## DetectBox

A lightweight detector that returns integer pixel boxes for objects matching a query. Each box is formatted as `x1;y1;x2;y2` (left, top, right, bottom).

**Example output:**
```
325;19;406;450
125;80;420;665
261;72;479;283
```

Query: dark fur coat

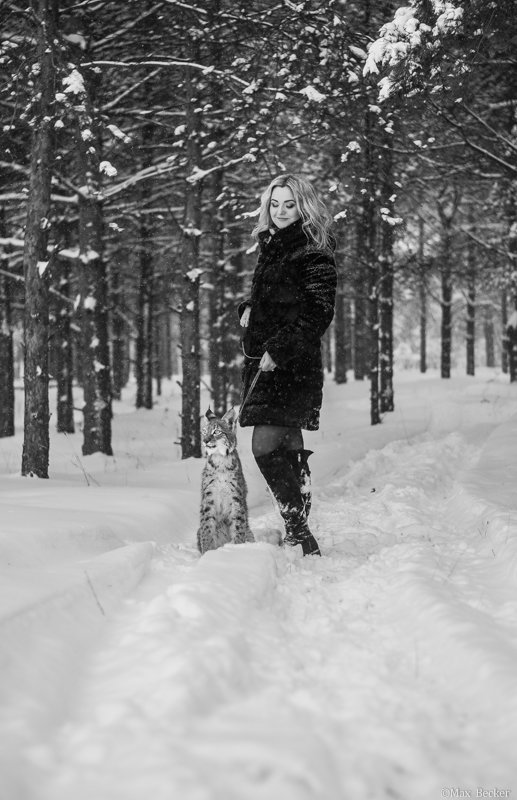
239;219;337;430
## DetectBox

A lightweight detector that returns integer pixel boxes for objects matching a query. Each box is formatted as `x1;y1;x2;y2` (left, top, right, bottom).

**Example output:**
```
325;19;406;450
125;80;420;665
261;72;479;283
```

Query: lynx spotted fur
197;407;254;554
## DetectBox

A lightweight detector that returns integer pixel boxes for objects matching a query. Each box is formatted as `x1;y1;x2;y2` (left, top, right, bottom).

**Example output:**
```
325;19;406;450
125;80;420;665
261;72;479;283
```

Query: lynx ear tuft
205;407;216;420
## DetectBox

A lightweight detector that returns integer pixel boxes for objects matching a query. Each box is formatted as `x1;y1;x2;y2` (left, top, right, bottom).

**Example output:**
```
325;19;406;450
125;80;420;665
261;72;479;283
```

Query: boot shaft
285;448;312;518
255;448;320;556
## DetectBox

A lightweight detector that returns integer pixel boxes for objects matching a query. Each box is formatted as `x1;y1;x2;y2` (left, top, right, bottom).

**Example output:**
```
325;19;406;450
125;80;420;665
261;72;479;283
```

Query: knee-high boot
285;449;313;518
255;448;321;556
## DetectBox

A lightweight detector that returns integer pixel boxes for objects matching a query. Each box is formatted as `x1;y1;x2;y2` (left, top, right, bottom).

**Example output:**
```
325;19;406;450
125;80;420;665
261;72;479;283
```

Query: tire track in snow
30;433;517;799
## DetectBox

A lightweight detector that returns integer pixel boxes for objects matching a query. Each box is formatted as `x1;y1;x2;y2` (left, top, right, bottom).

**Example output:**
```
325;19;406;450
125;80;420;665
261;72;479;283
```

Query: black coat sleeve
264;252;337;367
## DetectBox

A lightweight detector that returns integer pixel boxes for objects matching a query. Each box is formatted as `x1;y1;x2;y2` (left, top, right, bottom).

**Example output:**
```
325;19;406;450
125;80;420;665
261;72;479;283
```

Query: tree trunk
74;69;112;456
0;274;15;438
21;0;58;477
465;215;476;376
180;259;201;457
508;319;517;382
135;123;154;409
205;13;231;417
440;256;453;379
334;270;348;384
111;269;126;401
506;185;517;382
0;211;15;438
418;218;427;374
483;304;495;368
353;288;369;380
54;250;75;434
208;174;227;417
379;130;394;413
323;328;332;373
78;200;112;455
353;203;369;380
180;63;202;458
368;284;380;425
226;229;246;407
437;193;459;380
164;306;173;381
154;308;162;397
135;216;154;409
361;109;380;425
466;288;476;375
501;289;508;373
379;254;394;412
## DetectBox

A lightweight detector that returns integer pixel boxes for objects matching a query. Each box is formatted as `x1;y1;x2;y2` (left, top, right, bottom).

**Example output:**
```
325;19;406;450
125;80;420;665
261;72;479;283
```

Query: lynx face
202;408;237;458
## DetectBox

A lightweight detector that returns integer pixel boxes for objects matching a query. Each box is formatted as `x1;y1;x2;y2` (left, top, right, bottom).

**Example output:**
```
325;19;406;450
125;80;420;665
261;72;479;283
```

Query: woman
239;173;337;556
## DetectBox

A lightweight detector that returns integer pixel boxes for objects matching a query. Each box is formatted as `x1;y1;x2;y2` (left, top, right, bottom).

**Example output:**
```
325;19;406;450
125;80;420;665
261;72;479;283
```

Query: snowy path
29;431;517;799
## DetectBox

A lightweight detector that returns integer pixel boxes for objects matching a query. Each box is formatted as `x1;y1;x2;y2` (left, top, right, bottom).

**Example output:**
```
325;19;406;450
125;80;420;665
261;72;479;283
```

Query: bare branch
93;3;166;52
431;101;517;176
461;103;517;155
102;67;164;113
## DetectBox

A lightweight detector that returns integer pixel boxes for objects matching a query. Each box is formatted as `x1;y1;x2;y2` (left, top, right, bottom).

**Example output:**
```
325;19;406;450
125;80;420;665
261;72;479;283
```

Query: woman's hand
259;351;277;372
240;306;251;328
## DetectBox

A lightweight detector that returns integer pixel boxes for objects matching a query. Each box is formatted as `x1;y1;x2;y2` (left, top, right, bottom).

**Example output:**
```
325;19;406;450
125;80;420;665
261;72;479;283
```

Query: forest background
0;0;516;476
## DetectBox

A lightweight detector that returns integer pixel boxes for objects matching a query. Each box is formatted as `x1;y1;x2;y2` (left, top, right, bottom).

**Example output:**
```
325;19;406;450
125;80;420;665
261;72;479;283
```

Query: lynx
197;407;254;554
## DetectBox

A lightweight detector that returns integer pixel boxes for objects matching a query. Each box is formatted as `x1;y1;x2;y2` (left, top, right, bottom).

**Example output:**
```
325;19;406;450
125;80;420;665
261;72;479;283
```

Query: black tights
252;425;304;458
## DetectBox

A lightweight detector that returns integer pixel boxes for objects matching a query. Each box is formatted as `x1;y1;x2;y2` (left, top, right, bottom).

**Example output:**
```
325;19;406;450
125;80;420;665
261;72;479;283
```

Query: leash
237;368;262;422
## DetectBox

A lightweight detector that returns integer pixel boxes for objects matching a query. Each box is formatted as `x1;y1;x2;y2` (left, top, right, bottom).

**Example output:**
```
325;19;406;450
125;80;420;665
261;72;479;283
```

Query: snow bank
31;544;353;800
0;541;153;800
2;372;517;799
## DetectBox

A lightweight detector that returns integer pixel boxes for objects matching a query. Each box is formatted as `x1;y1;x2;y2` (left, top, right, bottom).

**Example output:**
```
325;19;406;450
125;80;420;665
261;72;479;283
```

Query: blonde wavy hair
251;173;334;250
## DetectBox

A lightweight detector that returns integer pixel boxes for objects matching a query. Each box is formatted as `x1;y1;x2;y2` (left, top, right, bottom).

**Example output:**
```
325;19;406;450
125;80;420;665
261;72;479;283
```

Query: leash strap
237;368;262;422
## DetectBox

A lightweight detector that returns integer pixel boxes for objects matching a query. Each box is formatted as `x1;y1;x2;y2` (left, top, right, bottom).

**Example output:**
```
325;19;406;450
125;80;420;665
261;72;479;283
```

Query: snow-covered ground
1;369;517;800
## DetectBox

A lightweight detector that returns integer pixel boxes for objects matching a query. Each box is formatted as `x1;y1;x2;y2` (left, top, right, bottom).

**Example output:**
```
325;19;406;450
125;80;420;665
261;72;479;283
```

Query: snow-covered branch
364;6;429;79
0;160;29;176
83;59;314;100
0;192;77;205
83;59;250;89
101;158;181;198
186;153;258;184
364;2;464;99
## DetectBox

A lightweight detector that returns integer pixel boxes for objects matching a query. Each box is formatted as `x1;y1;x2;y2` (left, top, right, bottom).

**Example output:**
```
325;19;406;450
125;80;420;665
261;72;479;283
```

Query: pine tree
21;0;59;477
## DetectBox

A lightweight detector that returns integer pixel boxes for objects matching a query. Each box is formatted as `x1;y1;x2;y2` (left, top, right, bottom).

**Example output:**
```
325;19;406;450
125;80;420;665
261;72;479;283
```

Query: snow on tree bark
21;0;58;477
362;108;381;426
54;240;75;434
207;173;228;418
71;66;113;456
353;221;370;382
135;124;155;411
110;269;127;402
180;61;202;459
379;127;395;414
